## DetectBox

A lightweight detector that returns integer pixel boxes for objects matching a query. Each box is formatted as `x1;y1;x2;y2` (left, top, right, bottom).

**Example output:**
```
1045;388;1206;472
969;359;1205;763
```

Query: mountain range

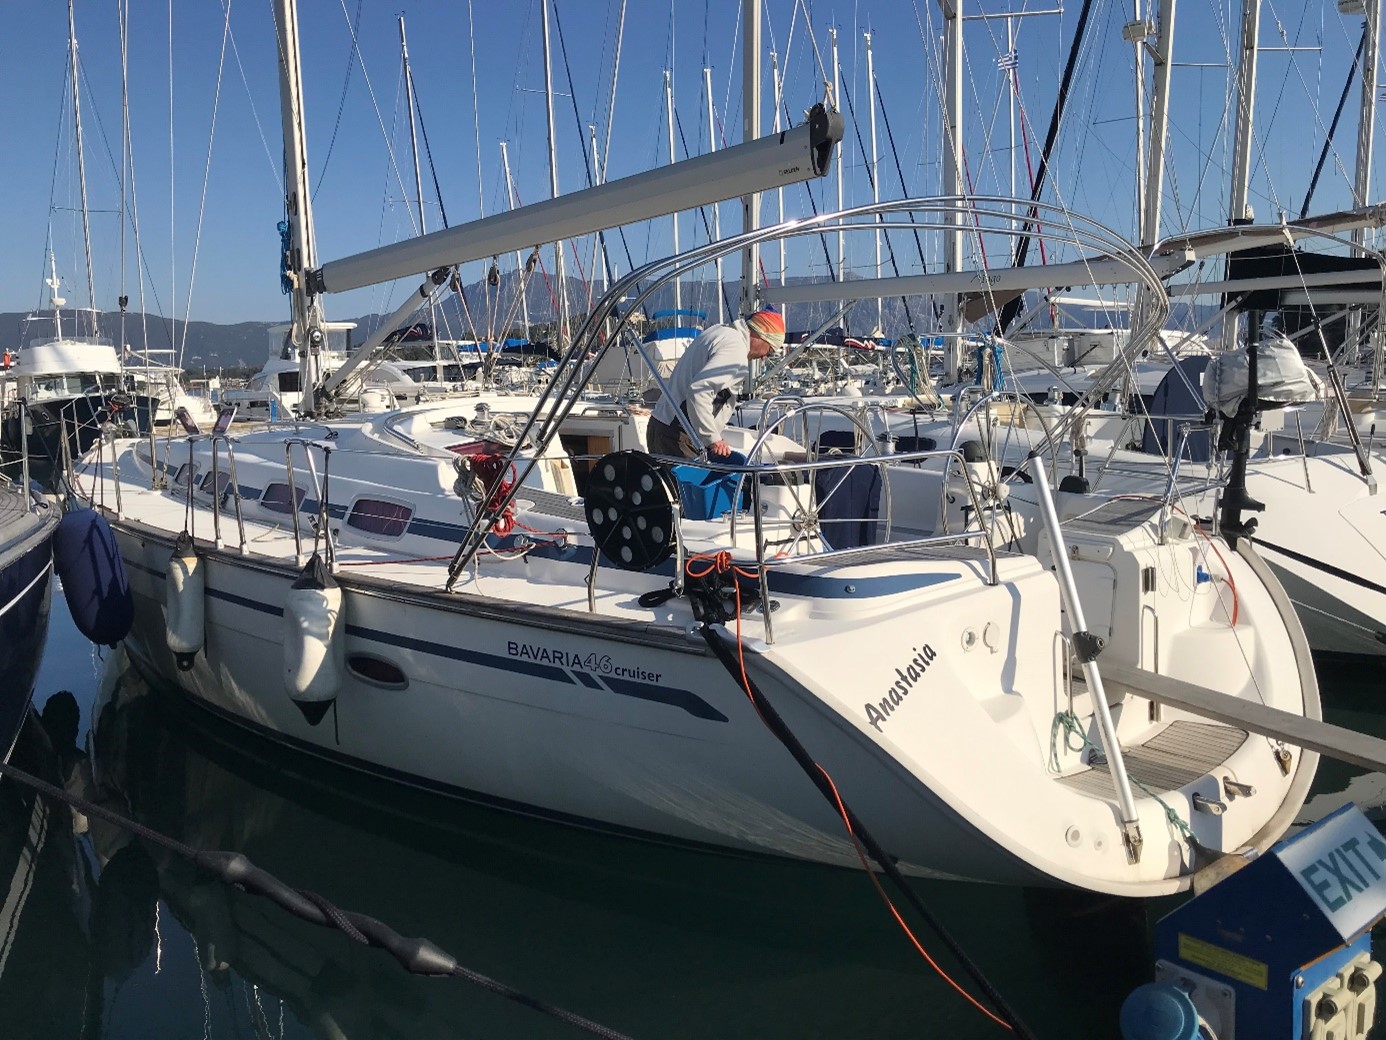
3;269;1207;373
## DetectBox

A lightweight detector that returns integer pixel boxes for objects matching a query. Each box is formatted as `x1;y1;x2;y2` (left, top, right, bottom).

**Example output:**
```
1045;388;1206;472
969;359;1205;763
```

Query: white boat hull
108;501;1316;896
117;530;1047;884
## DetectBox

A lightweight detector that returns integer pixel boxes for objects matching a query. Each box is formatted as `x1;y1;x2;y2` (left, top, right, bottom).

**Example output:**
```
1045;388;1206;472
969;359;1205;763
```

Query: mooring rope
0;758;635;1040
685;553;1036;1038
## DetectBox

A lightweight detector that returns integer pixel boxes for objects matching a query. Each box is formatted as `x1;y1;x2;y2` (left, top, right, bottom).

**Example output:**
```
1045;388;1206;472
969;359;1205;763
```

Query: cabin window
278;371;301;393
173;463;197;487
346;498;412;538
199;470;234;499
260;482;305;515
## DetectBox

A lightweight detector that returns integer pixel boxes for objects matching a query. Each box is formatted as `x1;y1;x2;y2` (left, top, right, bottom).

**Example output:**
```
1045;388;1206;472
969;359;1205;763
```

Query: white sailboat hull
103;484;1317;896
115;527;1046;885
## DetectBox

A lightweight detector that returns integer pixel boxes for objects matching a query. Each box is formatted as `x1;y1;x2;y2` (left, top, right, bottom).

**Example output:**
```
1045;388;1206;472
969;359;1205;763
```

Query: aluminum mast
705;66;725;324
665;69;682;316
272;0;327;409
541;0;569;351
1228;0;1261;225
940;0;965;382
740;0;762;315
1142;0;1177;244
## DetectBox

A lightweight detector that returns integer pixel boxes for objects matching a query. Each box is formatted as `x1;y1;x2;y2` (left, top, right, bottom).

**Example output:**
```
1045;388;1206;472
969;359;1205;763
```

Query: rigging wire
330;0;422;239
168;0;176;353
552;0;639;315
1301;26;1367;218
408;67;480;348
176;0;234;369
1244;0;1319;219
548;5;596;306
311;0;364;198
997;0;1098;333
468;0;485;220
673;108;736;319
873;76;928;272
838;76;915;330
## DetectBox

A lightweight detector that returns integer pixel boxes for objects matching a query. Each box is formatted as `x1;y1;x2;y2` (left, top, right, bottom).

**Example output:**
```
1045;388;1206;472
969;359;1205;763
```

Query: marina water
5;586;1384;1039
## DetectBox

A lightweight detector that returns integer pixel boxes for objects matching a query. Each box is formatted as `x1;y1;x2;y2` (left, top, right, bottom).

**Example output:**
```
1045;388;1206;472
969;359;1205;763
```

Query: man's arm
682;329;749;444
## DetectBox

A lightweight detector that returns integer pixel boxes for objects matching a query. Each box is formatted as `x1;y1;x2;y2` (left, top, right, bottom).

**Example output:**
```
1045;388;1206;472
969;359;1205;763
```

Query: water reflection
33;643;1386;1038
0;712;90;1040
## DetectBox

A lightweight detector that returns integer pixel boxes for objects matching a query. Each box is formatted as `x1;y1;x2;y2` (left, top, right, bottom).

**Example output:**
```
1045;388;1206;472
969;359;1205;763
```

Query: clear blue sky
0;0;1374;328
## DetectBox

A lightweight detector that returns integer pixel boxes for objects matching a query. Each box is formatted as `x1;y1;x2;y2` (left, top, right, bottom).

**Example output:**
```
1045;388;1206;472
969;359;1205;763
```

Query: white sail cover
1203;333;1322;417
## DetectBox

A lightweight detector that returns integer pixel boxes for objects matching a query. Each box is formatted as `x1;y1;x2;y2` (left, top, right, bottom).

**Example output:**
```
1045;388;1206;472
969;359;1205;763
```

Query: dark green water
3;592;1381;1040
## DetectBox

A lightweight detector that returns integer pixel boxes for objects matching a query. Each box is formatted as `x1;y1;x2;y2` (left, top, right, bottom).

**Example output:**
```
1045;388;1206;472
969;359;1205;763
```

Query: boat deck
1056;720;1249;797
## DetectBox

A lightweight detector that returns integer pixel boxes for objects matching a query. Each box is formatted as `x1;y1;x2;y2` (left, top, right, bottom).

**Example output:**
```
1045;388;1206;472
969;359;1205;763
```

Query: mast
467;0;485;221
1142;0;1177;243
500;141;532;339
866;31;882;333
1353;0;1381;251
46;254;65;342
1127;3;1148;241
540;0;569;351
704;66;725;324
740;0;762;315
399;16;440;377
831;28;845;288
1220;0;1266;544
665;70;682;315
1007;19;1018;206
587;122;605;305
272;0;326;410
67;0;98;338
770;51;786;297
400;18;426;236
118;0;131;360
1228;0;1260;225
940;0;964;382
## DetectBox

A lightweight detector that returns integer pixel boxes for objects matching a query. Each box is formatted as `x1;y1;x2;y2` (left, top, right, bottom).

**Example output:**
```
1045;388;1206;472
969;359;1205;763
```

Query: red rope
469;453;518;537
684;550;1014;1031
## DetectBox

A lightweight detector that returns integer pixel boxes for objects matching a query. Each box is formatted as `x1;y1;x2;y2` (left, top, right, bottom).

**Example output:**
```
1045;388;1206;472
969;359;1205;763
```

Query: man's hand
709;439;732;457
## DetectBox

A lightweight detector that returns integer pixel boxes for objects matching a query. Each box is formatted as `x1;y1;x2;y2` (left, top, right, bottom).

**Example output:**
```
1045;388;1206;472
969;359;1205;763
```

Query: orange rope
1108;494;1240;626
814;764;1014;1030
685;551;1013;1031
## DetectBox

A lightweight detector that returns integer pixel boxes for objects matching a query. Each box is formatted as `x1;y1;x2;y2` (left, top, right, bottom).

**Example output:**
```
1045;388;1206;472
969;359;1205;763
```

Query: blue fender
53;508;133;647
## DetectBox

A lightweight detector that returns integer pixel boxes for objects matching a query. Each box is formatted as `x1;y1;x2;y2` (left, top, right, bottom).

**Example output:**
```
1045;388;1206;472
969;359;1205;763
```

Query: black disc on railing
584;451;678;571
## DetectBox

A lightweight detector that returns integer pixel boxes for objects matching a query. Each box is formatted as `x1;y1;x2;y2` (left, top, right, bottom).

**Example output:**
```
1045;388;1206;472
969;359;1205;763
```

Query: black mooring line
698;625;1036;1040
0;758;635;1040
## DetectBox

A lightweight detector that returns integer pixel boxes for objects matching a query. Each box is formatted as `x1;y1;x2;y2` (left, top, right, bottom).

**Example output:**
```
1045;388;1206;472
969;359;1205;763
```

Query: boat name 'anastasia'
866;644;939;732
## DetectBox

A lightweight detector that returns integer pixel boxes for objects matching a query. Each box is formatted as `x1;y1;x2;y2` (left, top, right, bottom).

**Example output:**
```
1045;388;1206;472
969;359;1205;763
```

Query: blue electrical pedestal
1122;804;1386;1039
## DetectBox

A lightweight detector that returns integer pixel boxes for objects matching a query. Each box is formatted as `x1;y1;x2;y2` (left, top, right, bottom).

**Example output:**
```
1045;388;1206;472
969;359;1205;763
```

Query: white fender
283;554;345;725
165;533;205;671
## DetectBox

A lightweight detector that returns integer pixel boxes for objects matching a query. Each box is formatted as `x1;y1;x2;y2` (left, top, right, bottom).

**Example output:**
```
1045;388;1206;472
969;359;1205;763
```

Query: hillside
2;268;1208;371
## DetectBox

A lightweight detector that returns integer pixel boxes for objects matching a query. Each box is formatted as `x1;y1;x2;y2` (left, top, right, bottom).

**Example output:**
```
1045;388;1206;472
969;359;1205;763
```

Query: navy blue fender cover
53;508;133;647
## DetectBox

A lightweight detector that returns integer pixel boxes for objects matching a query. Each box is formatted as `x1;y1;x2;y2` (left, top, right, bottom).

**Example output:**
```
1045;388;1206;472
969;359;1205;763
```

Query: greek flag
997;49;1019;71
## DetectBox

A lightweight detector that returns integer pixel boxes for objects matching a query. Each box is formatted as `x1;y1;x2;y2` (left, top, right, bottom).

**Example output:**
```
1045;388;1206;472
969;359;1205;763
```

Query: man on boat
646;309;784;459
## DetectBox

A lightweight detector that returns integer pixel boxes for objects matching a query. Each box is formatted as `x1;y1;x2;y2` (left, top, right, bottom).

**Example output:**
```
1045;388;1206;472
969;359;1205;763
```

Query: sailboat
1;1;157;465
68;0;1327;897
0;258;156;465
